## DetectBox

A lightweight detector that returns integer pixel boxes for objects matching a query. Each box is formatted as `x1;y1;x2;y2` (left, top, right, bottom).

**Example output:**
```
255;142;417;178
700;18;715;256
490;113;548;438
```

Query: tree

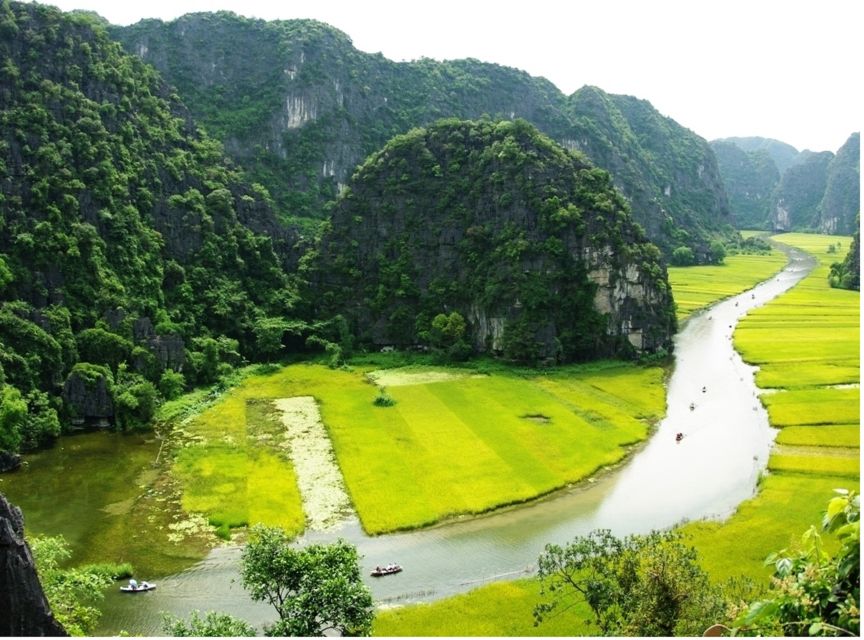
31;535;114;636
0;384;26;452
241;526;374;636
534;529;734;636
75;327;133;372
158;369;186;400
708;240;727;265
252;316;290;361
734;490;859;637
427;311;471;361
112;368;158;430
162;610;256;637
671;245;696;266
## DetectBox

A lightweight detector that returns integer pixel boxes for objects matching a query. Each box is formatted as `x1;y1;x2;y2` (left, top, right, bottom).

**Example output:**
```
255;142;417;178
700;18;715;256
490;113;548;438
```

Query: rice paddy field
693;233;858;567
668;251;787;322
174;360;666;537
373;232;860;636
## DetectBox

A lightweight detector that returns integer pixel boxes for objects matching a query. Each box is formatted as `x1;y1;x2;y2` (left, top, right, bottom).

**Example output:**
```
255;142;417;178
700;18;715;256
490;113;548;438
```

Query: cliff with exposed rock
112;11;733;258
313;119;676;363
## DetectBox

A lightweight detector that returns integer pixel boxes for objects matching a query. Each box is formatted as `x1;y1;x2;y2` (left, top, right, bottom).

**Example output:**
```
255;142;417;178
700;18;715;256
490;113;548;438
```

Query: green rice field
668;251;787;322
175;361;666;536
374;232;860;636
690;232;858;593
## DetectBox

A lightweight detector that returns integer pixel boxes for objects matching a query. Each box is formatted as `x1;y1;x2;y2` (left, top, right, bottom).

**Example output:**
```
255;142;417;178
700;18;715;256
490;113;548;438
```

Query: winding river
97;246;815;635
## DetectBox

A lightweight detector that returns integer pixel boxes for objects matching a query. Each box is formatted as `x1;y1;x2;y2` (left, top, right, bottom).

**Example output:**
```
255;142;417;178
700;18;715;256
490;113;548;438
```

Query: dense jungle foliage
111;11;735;259
0;1;317;454
313;118;676;362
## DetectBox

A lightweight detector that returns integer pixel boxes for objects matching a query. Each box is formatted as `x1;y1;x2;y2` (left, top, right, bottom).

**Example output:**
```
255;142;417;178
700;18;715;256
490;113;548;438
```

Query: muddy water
94;249;813;634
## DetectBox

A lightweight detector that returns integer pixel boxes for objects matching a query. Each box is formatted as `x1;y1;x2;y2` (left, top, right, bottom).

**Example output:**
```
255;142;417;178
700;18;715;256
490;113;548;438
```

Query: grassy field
174;361;666;536
668;252;787;322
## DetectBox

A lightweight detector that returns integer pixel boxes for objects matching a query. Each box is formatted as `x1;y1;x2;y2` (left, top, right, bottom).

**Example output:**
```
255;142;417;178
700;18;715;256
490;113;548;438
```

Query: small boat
371;564;402;577
675;432;684;442
120;582;156;593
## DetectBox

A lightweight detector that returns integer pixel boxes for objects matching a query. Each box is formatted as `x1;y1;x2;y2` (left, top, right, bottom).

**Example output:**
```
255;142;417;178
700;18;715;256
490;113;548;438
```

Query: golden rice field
668;251;787;322
174;361;665;537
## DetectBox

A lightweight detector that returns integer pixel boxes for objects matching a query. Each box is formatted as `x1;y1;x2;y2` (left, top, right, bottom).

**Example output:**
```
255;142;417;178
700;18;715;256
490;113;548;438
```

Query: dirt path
367;368;486;387
272;397;354;532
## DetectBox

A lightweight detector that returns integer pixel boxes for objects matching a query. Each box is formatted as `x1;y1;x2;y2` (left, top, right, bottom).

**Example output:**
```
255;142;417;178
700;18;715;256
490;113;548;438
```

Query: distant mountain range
110;11;734;260
711;134;860;233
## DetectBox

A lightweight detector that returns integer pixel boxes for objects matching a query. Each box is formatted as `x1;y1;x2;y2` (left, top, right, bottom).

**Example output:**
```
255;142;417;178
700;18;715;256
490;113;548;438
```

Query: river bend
98;247;814;634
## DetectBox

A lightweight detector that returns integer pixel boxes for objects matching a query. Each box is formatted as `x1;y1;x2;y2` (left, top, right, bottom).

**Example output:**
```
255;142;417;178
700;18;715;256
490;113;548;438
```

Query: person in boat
128;578;138;590
689;402;695;411
140;581;150;589
675;432;684;441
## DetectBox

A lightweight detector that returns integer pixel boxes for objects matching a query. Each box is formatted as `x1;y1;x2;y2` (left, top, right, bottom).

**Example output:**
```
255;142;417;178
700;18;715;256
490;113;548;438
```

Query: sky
27;0;863;152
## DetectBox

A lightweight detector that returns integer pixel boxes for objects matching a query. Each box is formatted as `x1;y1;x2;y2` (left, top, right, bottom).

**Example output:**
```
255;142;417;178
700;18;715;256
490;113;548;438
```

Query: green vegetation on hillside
0;2;306;456
769;152;834;231
314;118;675;362
710;140;779;229
112;12;733;259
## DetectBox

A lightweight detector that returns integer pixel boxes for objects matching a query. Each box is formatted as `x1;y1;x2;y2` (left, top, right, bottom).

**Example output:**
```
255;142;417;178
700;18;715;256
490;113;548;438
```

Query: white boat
120;582;156;593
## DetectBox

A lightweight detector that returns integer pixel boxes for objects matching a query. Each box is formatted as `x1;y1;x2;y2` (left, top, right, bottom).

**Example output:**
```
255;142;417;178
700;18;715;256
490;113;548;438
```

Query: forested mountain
0;1;301;455
719;136;801;174
313;119;676;363
769;151;834;231
111;11;733;259
710;140;780;229
713;134;859;233
819;133;860;234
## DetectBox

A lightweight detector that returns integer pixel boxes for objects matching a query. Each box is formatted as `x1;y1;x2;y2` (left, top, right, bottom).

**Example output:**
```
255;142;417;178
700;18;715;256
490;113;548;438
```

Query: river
94;247;814;634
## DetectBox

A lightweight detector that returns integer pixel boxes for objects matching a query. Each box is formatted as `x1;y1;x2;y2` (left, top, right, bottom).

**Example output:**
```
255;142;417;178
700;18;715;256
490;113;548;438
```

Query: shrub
373;390;396;407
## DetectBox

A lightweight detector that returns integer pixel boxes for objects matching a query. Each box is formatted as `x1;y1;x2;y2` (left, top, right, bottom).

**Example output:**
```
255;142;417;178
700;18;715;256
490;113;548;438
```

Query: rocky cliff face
0;493;68;636
313;119;676;362
710;140;780;229
714;134;859;234
769;151;834;231
567;88;733;257
112;12;731;260
819;133;860;234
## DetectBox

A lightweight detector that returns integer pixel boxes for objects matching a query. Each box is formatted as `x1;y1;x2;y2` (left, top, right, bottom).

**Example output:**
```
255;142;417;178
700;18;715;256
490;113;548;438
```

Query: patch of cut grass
668;252;787;321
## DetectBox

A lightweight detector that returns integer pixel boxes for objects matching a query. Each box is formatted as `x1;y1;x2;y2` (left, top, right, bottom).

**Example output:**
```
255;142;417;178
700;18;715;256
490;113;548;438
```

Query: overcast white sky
29;0;863;152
